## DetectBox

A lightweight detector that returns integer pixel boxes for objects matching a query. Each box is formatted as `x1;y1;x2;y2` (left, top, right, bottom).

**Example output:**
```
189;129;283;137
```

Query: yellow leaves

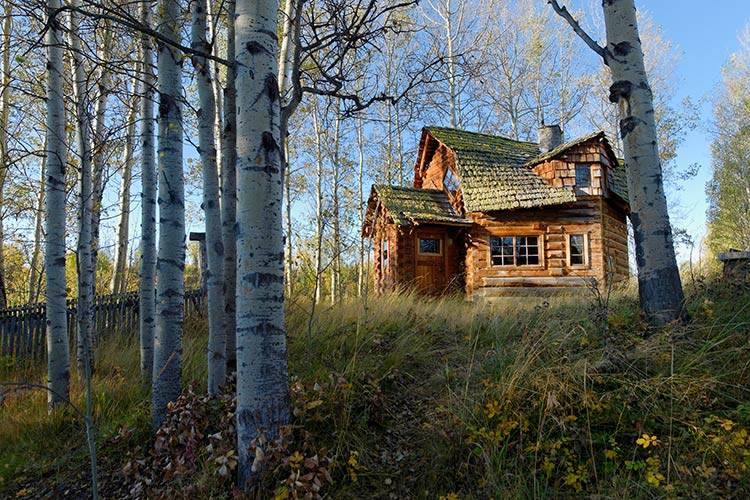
438;493;458;500
604;449;618;460
289;451;304;470
645;469;665;486
484;399;501;419
636;433;660;449
347;450;362;482
305;400;323;410
15;488;32;498
272;485;289;500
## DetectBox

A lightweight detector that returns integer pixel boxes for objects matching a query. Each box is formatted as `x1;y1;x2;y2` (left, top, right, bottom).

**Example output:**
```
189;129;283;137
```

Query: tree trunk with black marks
152;0;186;429
549;0;687;326
139;0;157;385
221;0;238;371
191;0;226;396
68;0;95;378
44;0;69;408
235;0;291;487
600;0;687;325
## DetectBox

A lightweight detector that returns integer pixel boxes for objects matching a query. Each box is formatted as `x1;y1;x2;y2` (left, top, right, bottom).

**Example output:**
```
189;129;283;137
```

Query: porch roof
363;185;472;236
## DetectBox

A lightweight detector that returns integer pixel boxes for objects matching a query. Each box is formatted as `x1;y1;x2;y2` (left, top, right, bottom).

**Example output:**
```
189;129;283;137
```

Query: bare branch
547;0;607;63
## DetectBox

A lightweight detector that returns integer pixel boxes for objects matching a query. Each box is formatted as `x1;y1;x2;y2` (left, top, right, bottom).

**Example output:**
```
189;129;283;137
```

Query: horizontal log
473;286;591;299
480;276;596;287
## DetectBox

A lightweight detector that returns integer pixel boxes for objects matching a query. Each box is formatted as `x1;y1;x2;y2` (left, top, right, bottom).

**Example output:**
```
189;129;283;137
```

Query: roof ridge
425;125;539;148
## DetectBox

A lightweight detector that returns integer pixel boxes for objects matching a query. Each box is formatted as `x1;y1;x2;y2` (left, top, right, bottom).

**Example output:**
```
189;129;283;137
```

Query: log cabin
363;125;630;299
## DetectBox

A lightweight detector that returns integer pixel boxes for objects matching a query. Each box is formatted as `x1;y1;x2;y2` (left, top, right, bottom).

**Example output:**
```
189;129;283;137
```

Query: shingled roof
364;185;472;235
424;126;577;212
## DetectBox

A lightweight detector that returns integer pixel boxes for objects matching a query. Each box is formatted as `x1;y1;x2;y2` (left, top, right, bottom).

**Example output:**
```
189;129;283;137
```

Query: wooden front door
415;231;446;294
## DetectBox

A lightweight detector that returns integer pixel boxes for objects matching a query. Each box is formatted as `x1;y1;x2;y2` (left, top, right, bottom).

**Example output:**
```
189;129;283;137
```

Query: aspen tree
152;0;186;428
139;0;157;384
191;0;226;395
550;0;687;325
68;0;95;377
235;0;291;485
44;0;69;408
221;0;238;370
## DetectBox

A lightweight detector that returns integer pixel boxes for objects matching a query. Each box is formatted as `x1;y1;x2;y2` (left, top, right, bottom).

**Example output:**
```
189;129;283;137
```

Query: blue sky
638;1;749;257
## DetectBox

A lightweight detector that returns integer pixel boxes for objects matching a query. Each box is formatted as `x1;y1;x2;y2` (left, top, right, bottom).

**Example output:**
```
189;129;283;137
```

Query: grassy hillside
2;274;750;499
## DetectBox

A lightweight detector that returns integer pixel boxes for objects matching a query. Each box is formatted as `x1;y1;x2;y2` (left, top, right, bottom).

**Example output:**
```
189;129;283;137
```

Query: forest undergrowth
2;271;750;499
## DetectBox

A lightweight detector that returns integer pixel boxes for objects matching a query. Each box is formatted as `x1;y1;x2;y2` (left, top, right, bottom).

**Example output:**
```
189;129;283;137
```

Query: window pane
444;168;459;192
576;164;591;188
516;236;539;266
419;238;441;254
569;234;585;265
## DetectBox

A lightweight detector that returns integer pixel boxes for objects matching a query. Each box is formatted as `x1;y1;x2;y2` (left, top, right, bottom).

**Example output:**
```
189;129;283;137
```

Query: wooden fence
0;289;205;361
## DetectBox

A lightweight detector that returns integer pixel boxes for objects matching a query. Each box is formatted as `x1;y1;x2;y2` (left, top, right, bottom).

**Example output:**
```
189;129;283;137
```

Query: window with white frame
382;239;389;269
567;233;589;266
575;164;592;195
490;236;540;266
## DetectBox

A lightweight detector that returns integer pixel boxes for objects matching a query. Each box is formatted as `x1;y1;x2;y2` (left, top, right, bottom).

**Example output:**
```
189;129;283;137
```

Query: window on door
418;238;442;255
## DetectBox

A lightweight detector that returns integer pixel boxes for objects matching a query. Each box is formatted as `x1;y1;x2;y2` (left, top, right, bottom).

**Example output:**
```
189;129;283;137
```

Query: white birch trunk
152;0;185;429
222;0;238;370
191;0;226;395
44;0;69;408
601;0;687;325
235;0;291;486
68;0;95;378
111;73;140;295
139;0;157;384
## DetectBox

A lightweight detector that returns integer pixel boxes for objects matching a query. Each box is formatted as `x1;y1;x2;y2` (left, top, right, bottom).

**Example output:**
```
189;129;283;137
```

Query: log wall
466;199;628;298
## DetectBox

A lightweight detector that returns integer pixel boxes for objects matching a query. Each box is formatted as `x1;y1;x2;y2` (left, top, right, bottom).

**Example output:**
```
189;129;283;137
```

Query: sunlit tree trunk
550;0;687;325
111;73;140;295
139;0;157;385
221;0;238;371
44;0;69;408
69;0;95;378
599;0;687;325
235;0;291;486
152;0;186;429
191;0;226;395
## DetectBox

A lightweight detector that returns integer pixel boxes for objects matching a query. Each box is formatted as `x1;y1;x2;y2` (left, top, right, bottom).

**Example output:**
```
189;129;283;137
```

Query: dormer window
444;168;459;193
575;164;592;195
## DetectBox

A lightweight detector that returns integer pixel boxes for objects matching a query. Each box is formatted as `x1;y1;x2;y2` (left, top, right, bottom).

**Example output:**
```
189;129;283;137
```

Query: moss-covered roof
524;131;607;167
370;185;472;227
425;126;577;212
